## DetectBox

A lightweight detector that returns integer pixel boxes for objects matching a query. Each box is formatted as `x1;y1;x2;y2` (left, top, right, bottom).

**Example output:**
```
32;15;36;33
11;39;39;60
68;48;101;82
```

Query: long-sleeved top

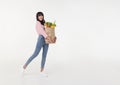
36;21;48;38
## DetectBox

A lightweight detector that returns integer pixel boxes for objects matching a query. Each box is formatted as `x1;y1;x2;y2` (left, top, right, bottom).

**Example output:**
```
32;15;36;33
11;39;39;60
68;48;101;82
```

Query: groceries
44;22;56;29
44;21;56;44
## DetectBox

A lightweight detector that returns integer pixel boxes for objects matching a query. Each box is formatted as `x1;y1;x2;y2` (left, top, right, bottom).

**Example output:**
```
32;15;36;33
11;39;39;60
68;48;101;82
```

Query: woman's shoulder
36;21;42;25
36;21;40;24
36;21;44;27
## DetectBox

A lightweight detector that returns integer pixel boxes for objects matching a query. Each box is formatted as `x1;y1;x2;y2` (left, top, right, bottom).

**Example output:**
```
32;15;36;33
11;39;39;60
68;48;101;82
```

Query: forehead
38;15;43;17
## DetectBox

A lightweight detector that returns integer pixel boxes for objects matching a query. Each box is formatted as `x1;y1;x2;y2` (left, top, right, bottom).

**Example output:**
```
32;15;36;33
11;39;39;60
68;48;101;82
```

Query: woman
23;12;51;72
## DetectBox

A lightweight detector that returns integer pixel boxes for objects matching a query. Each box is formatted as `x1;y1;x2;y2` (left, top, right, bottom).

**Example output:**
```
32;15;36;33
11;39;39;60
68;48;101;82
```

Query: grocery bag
45;27;56;44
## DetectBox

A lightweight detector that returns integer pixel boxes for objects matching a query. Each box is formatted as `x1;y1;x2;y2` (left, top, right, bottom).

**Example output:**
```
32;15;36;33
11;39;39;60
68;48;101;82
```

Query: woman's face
38;15;43;21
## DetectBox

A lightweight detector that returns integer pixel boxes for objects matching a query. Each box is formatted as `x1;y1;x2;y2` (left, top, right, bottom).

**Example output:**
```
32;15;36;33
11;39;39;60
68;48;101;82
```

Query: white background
0;0;120;85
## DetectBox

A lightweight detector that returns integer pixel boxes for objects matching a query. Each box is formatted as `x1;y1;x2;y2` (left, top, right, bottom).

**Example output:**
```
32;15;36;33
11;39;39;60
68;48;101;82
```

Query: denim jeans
25;35;49;68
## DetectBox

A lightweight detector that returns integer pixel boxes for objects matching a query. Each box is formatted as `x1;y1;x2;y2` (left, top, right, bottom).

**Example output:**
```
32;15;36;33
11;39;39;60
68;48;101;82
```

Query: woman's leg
41;43;49;72
23;36;43;69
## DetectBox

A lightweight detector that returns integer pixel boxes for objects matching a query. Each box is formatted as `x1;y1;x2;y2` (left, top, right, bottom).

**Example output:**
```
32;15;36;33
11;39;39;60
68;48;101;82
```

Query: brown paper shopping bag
45;27;56;44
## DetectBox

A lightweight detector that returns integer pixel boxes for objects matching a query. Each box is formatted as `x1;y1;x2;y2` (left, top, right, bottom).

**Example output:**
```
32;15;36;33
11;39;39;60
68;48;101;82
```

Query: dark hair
36;12;45;25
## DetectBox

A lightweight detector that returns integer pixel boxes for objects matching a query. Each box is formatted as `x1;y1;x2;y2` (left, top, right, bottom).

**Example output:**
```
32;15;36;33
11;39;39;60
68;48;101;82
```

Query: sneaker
20;66;25;78
21;65;26;74
22;68;25;73
40;72;48;77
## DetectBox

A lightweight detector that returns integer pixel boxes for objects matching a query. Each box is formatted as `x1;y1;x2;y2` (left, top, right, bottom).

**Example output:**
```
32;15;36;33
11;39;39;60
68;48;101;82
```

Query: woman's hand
45;36;57;43
52;36;57;43
45;36;51;43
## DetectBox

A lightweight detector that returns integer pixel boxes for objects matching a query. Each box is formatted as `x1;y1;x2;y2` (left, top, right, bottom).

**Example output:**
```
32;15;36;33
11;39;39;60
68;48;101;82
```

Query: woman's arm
36;21;48;38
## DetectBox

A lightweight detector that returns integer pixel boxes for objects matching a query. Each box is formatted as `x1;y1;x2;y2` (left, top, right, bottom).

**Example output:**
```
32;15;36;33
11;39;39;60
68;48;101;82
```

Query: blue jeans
25;35;49;68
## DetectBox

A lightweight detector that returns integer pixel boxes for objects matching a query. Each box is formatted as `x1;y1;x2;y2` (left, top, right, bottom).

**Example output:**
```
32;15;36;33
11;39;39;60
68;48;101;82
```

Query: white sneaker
21;65;26;74
20;67;25;78
40;72;48;77
22;68;25;73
